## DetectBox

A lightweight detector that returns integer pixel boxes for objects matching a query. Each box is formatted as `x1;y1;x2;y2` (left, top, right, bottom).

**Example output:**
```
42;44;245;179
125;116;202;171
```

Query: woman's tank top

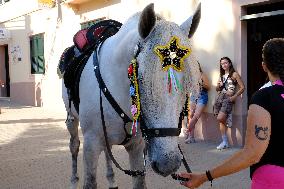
222;73;237;94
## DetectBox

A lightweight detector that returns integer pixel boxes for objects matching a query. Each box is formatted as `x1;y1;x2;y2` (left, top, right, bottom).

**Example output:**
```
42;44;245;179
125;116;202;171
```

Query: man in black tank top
178;38;284;189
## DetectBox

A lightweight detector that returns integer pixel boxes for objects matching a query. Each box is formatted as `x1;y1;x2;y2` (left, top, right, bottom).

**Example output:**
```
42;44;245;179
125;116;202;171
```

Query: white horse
62;3;201;189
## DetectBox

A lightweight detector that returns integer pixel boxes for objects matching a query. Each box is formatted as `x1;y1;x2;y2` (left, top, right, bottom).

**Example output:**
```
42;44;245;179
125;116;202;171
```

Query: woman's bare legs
185;102;196;136
216;112;229;149
189;104;206;137
185;103;205;143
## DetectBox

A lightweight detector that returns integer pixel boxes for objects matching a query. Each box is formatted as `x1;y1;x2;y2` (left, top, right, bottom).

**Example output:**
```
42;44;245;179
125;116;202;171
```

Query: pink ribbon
274;80;284;86
274;80;284;99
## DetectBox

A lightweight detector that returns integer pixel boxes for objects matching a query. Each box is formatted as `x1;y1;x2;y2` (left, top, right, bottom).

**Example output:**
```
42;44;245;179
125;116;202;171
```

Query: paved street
0;99;250;189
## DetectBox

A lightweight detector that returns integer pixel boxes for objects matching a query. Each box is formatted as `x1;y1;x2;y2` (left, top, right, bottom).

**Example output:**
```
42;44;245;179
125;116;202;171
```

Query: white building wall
1;0;273;144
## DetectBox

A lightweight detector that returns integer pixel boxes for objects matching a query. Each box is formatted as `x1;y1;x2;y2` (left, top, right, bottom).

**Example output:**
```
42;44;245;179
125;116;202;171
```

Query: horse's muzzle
151;158;181;177
151;161;169;177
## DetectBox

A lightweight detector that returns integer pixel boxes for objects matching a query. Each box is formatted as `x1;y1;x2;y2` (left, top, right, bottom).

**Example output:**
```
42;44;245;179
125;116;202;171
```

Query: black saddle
58;19;122;113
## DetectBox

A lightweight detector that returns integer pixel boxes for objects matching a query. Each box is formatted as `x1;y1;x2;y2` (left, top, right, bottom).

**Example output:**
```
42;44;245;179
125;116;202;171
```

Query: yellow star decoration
154;36;191;72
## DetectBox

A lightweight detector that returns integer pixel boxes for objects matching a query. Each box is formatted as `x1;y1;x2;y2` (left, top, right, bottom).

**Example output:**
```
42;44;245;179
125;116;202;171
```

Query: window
80;17;106;29
30;33;45;74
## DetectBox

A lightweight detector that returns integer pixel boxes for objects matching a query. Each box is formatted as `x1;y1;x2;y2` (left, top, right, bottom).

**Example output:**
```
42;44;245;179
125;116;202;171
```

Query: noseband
140;111;184;139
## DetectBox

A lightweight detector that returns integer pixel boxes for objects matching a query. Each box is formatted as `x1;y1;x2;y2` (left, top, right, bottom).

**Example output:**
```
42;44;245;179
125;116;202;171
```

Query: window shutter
37;36;45;73
30;34;45;74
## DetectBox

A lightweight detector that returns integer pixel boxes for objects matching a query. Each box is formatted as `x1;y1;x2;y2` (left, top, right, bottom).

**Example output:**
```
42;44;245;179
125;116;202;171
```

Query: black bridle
132;43;185;141
93;42;191;178
140;110;184;139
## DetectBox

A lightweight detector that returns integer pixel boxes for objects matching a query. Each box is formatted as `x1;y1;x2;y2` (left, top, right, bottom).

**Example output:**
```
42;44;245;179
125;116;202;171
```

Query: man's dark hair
262;38;284;83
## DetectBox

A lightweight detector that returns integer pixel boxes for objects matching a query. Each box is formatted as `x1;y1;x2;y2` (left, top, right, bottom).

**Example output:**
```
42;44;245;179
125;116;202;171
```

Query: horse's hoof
109;187;118;189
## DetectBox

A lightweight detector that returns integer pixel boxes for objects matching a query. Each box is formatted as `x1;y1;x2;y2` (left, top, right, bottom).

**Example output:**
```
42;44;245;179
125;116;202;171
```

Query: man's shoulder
259;81;272;90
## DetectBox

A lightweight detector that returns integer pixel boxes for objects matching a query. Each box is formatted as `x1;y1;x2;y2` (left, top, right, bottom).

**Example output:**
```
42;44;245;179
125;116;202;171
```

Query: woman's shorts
251;164;284;189
190;91;208;105
213;92;233;115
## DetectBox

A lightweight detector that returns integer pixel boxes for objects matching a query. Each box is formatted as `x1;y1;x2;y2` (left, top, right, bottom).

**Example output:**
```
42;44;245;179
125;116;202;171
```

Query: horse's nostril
151;162;167;177
151;162;160;173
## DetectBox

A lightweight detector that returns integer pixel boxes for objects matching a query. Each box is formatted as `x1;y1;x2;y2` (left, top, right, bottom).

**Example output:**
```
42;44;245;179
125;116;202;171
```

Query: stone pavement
0;99;250;189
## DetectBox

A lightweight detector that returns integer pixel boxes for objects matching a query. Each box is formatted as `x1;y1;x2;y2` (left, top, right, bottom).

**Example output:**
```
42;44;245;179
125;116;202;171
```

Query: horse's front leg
125;136;147;189
66;116;80;189
104;149;118;189
82;129;102;189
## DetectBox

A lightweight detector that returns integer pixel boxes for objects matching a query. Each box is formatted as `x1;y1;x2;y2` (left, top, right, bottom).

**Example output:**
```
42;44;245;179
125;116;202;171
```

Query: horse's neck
98;28;139;116
100;15;140;66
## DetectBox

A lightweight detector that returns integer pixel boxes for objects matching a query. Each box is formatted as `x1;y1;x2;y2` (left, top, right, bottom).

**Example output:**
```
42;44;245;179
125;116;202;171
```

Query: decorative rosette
154;36;191;94
128;58;141;136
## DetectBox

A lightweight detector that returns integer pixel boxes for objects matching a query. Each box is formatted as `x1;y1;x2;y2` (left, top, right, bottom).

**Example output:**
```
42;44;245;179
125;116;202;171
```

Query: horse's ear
138;3;156;39
180;2;201;38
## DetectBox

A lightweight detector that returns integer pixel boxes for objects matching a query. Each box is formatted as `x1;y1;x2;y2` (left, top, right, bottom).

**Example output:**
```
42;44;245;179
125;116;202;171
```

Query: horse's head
136;3;201;176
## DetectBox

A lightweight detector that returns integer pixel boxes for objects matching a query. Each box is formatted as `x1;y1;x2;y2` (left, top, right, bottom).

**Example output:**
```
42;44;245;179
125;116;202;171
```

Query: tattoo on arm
255;125;269;140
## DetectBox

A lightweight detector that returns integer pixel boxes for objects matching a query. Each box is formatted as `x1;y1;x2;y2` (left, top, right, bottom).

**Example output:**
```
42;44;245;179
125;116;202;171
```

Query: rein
93;51;145;177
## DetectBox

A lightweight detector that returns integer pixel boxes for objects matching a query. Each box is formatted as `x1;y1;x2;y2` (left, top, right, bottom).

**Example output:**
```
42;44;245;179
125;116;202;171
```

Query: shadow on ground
0;100;250;189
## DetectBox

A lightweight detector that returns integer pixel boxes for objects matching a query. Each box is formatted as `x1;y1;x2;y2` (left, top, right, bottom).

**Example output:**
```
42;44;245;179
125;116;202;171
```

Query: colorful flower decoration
129;86;135;96
154;36;191;72
128;58;141;136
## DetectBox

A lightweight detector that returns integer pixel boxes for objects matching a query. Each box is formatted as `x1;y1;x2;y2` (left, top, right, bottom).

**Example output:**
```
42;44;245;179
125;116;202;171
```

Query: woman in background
213;57;245;150
185;63;210;143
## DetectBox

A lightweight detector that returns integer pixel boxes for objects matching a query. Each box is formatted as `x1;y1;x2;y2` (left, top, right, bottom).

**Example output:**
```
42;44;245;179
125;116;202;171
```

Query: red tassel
132;121;137;136
168;78;172;93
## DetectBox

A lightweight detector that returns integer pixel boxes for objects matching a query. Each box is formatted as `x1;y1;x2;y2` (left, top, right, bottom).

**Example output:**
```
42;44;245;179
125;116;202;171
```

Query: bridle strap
93;51;132;145
141;128;181;138
140;110;184;139
93;52;132;124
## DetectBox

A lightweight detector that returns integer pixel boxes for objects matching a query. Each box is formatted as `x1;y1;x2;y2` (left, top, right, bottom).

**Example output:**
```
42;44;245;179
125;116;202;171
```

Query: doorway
4;45;10;97
0;45;10;97
246;2;284;102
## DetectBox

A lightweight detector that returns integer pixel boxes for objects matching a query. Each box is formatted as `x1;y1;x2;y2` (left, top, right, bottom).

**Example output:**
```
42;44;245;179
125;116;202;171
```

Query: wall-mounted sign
10;45;22;63
0;27;11;40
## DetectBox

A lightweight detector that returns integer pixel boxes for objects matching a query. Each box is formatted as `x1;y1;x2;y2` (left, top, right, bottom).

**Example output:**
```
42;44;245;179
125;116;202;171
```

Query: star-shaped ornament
154;36;191;72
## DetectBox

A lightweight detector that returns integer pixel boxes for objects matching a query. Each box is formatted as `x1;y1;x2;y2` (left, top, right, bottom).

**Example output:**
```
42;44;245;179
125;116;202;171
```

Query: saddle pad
73;29;88;52
57;45;76;78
